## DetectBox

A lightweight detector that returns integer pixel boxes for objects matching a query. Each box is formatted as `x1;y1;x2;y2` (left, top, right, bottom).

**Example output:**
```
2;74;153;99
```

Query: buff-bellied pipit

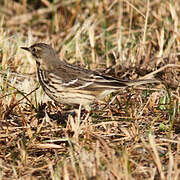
21;43;158;110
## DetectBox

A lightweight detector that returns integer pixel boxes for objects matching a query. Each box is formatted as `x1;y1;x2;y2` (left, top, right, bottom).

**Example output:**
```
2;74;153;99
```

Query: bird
21;43;158;110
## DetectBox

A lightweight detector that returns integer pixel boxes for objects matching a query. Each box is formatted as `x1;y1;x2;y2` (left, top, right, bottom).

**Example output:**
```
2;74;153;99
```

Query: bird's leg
107;92;120;107
77;104;82;122
78;104;82;119
100;92;120;111
84;111;90;122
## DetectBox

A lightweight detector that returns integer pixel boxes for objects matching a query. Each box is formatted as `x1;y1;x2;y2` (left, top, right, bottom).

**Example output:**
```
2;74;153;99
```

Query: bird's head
21;43;58;67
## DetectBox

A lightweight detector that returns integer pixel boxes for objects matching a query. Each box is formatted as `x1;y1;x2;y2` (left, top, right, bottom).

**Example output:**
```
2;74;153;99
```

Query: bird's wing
51;61;157;91
50;62;128;91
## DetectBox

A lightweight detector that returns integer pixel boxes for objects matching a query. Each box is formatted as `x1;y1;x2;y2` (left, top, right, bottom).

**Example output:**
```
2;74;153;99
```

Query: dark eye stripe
31;48;39;58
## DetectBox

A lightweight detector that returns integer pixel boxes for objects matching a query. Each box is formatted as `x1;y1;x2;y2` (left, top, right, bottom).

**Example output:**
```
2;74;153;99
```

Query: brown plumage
21;43;158;109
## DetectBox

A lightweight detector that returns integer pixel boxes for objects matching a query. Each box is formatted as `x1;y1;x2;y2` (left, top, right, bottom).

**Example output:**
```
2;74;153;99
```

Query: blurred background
0;0;180;179
1;0;179;72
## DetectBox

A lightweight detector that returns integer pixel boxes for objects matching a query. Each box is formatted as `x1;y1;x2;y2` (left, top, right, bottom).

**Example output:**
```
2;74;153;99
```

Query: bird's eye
30;47;39;58
32;47;36;53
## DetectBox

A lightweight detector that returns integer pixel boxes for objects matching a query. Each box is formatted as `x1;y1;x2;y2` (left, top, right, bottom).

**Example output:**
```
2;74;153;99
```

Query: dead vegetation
0;0;180;179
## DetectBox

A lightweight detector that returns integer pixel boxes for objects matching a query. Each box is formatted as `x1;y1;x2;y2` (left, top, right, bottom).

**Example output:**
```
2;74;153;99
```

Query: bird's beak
21;47;30;51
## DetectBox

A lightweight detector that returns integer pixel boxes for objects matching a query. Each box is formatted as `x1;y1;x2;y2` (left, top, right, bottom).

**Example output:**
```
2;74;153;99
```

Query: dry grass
0;0;180;179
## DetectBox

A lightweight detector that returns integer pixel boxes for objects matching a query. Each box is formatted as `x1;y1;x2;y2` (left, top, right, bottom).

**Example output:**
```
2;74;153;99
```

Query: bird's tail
93;73;159;89
124;79;159;87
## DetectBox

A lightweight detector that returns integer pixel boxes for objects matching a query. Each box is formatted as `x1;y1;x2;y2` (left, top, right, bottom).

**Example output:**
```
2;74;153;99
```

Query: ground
0;0;180;179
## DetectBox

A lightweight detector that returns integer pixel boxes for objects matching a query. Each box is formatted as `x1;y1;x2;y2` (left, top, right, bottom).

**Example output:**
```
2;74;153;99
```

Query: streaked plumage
21;43;158;108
